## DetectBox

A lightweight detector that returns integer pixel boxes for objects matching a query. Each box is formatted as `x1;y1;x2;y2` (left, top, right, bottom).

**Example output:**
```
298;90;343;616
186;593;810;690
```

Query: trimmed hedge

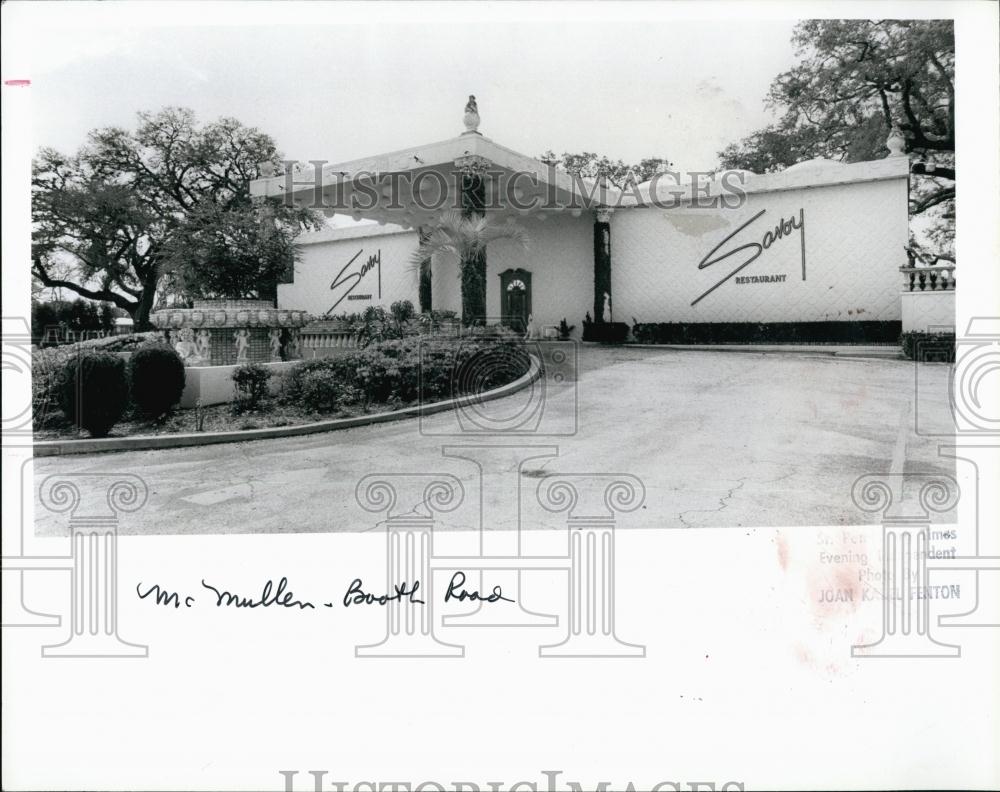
283;334;530;409
901;331;956;362
582;321;630;344
33;332;160;430
59;352;129;437
630;320;902;345
297;369;363;413
231;362;272;414
128;344;186;418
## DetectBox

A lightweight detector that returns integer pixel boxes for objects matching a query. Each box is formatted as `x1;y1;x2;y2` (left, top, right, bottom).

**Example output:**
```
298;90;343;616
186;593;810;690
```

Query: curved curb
33;356;543;457
583;342;902;359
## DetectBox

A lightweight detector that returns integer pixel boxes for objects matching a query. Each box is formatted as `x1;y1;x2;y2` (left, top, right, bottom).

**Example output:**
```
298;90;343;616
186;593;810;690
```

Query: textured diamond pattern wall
611;178;908;324
280;227;419;317
902;291;956;332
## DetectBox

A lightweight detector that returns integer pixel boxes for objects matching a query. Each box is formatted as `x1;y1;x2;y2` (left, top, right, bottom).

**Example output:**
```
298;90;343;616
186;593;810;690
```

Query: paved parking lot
33;347;956;535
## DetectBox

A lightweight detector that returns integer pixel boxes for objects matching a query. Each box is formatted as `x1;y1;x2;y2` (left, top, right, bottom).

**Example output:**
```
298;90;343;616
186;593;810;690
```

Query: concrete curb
581;342;902;360
33;356;543;457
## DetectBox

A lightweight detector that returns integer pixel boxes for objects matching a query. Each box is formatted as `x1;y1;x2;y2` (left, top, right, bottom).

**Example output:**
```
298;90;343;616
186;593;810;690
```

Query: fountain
149;299;315;407
150;299;313;365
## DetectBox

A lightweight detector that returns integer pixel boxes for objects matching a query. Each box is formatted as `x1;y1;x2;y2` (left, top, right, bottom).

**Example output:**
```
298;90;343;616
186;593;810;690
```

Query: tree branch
911;186;955;215
911;162;956;180
32;257;137;311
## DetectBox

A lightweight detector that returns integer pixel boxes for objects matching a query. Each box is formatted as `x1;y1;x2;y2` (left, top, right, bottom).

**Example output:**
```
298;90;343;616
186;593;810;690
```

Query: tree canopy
539;151;672;189
32;107;321;327
718;20;955;258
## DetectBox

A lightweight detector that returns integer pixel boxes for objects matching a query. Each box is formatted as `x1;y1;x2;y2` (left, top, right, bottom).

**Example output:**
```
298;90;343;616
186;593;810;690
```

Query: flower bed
33;332;530;441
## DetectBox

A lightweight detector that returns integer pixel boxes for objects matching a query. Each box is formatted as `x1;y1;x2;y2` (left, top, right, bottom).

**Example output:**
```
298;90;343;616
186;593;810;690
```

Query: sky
13;4;800;174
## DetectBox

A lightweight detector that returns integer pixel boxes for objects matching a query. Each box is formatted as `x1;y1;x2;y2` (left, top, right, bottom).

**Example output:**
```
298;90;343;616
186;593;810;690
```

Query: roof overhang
249;133;619;227
620;155;911;209
250;129;910;226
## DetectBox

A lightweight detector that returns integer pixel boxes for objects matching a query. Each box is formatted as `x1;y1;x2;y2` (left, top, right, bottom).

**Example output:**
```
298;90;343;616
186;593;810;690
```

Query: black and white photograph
2;2;999;790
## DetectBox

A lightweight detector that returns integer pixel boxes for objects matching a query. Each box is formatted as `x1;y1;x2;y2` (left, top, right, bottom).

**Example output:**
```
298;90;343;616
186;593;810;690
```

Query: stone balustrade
900;264;955;292
899;266;956;333
299;321;359;358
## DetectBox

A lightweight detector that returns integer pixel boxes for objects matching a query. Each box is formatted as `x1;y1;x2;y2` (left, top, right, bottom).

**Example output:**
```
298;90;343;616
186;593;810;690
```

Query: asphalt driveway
33;347;955;536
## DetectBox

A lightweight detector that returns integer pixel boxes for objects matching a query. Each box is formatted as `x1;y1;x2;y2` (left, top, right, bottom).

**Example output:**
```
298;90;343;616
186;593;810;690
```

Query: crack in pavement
677;477;748;528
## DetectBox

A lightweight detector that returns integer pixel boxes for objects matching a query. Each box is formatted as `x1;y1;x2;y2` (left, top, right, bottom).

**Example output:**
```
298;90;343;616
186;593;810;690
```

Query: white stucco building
252;102;950;342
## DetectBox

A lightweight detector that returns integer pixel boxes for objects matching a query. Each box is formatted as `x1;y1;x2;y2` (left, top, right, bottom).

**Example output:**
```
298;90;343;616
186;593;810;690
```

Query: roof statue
463;95;481;135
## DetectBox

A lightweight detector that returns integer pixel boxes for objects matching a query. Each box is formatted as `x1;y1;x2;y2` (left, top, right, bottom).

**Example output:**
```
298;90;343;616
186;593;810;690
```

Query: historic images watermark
266;161;748;214
1;316;38;443
839;316;1000;658
2;466;151;658
417;335;578;437
277;769;745;792
914;317;1000;437
351;468;647;659
2;315;150;658
352;332;643;658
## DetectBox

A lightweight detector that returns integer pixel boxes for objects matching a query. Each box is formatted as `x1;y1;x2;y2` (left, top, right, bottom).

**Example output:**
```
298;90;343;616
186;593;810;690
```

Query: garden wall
178;361;295;408
279;224;419;317
901;290;955;333
611;163;909;327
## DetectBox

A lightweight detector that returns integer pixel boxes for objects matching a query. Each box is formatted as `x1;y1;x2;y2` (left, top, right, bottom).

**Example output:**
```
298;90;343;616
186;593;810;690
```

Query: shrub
355;300;418;348
390;299;415;325
582;320;629;344
231;362;272;414
282;357;354;404
630;320;903;345
32;349;69;429
128;344;186;418
59;352;128;437
416;309;460;336
298;368;363;413
901;331;956;362
284;334;530;411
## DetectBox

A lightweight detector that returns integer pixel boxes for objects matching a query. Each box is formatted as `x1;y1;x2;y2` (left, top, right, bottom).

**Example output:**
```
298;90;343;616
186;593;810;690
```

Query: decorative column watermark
851;473;960;658
34;474;149;657
536;474;646;657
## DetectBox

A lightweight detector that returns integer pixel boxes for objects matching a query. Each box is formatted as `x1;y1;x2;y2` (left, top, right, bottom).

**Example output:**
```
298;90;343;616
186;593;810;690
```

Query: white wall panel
611;177;909;324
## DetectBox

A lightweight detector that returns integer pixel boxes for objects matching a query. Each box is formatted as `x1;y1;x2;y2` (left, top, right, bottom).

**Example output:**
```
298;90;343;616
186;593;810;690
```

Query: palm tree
410;210;529;325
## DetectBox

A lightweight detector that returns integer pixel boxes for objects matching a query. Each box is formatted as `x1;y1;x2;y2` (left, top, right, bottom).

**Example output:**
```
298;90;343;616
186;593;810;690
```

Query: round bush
59;352;128;437
298;368;362;413
128;344;186;418
231;362;272;414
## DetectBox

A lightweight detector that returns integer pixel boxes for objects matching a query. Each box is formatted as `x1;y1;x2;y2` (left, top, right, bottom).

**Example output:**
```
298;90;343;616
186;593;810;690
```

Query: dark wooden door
500;268;532;332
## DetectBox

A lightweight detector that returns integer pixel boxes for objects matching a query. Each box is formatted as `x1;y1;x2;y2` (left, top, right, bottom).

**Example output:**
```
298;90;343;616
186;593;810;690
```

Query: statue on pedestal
268;328;283;361
463;95;480;134
524;314;540;341
286;329;301;360
234;328;250;363
174;328;203;366
195;329;211;362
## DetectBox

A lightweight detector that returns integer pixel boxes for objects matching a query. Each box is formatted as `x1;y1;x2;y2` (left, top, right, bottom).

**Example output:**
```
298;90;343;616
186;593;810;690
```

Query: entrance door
500;268;532;333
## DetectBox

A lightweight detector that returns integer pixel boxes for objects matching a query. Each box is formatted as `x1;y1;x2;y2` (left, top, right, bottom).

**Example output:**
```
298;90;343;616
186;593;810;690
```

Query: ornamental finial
886;126;906;157
463;95;481;135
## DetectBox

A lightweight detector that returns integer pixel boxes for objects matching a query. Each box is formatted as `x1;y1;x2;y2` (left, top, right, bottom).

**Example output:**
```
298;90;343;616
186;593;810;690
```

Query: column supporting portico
593;206;613;323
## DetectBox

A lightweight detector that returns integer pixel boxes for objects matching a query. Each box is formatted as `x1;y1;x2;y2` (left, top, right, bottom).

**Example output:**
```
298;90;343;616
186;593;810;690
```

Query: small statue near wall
234;328;250;363
196;329;212;362
602;292;612;324
524;314;540;341
175;328;202;366
286;329;301;360
268;328;283;361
